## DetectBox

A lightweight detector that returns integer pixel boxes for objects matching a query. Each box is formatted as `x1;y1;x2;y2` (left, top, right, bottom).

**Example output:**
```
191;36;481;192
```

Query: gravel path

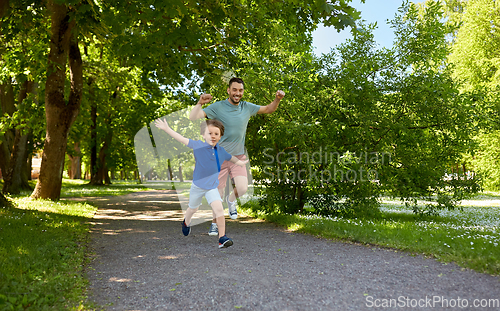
85;190;500;310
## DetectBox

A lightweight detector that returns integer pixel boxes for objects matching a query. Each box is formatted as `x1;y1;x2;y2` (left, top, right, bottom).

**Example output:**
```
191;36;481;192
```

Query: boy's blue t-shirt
203;99;261;156
188;139;232;190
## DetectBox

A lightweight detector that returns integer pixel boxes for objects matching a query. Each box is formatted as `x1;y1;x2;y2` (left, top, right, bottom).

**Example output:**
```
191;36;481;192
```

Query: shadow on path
85;190;500;310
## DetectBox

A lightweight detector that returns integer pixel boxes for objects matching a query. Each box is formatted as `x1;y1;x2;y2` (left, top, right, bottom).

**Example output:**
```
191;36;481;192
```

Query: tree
243;1;479;216
0;2;46;194
447;0;500;190
30;1;84;199
67;41;168;184
3;0;362;200
2;80;39;194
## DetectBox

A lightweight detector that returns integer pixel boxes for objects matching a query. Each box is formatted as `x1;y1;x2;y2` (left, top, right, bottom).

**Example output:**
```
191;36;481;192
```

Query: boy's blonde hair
200;119;225;136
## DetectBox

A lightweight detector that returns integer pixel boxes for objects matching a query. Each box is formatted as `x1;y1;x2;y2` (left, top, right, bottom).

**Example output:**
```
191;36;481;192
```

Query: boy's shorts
217;154;247;191
189;183;222;209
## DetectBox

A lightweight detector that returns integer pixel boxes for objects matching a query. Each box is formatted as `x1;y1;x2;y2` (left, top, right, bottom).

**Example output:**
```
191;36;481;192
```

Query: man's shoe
227;195;238;220
208;223;218;236
182;219;191;236
218;235;233;248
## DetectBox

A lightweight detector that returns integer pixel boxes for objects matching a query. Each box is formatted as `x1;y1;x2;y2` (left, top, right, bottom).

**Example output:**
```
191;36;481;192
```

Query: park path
84;190;500;310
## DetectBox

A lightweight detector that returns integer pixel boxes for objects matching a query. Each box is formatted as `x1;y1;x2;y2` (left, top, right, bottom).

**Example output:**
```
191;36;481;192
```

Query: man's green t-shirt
203;99;260;156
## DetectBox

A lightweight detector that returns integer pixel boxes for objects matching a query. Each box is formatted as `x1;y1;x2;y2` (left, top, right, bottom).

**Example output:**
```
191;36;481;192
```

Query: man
189;77;285;235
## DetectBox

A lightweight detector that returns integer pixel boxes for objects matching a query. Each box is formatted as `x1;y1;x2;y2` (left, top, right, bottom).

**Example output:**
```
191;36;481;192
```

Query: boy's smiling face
203;124;221;146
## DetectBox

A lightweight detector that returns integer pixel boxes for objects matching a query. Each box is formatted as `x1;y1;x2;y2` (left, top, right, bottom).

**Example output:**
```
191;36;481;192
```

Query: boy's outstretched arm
230;156;249;167
189;93;212;120
154;118;189;146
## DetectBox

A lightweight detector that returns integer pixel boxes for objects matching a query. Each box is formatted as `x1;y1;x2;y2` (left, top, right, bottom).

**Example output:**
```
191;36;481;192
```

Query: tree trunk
0;192;13;208
26;152;33;180
68;142;82;179
0;81;16;178
31;1;82;200
88;77;101;185
2;130;31;193
0;1;9;182
179;166;184;182
135;169;142;183
97;113;113;185
97;144;110;185
2;81;35;194
297;182;304;213
167;159;173;180
0;0;8;21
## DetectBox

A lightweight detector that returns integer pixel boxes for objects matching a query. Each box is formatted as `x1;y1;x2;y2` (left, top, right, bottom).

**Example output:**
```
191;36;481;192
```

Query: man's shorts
217;154;247;190
188;183;222;209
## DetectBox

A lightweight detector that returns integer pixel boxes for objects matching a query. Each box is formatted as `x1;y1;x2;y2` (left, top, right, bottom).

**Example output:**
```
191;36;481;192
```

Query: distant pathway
84;190;500;310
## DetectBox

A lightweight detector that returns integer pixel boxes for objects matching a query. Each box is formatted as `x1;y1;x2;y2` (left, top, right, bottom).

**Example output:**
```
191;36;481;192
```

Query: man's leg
228;175;248;202
225;155;249;219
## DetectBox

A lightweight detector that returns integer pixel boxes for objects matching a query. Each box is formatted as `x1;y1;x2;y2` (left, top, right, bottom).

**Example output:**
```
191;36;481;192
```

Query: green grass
6;179;192;199
241;197;500;275
1;179;498;310
0;178;184;310
0;198;97;310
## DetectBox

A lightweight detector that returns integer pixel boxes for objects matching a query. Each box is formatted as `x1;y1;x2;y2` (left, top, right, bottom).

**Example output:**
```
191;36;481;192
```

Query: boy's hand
198;93;213;105
276;90;285;100
154;118;169;131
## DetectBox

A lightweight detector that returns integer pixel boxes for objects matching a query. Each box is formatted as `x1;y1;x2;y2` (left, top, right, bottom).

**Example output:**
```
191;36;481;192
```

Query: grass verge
0;178;180;310
0;198;97;310
241;197;500;275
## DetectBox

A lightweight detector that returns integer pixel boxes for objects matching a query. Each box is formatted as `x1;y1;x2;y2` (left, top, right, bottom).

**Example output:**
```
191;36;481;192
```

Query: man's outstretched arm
189;93;212;120
258;90;285;114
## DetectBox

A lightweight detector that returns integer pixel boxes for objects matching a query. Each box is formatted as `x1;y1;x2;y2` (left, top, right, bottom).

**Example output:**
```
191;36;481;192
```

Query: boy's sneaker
226;195;238;220
208;223;218;236
182;219;191;236
218;235;233;248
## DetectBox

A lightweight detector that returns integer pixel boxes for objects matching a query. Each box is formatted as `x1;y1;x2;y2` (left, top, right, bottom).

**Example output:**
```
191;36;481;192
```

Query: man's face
227;82;244;105
203;125;221;146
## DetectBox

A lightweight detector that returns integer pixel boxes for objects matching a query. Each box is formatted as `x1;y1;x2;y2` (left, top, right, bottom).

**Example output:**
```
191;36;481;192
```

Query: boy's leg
184;183;202;236
184;206;199;226
206;188;233;248
182;206;198;236
210;164;230;226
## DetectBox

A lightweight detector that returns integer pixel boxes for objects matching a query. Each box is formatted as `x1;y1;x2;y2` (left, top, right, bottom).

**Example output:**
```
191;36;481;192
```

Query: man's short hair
229;77;244;88
200;119;225;136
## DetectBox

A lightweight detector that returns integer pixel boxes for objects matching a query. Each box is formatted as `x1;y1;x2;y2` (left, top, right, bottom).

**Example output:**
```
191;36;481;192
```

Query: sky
312;0;407;56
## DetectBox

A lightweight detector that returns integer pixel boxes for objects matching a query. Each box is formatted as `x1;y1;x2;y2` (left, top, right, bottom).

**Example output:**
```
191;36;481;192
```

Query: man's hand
258;90;285;114
276;90;285;100
198;93;213;105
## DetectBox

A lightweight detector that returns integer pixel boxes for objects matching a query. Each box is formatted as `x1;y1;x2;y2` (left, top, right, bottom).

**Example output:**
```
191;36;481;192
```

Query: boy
155;118;247;248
